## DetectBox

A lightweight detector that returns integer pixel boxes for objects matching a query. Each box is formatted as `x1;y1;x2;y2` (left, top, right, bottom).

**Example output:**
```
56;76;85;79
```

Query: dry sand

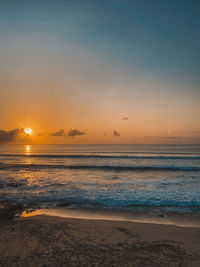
0;215;200;267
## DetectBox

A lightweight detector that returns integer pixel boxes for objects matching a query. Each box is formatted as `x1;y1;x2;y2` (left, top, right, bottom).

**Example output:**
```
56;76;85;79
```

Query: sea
0;144;200;225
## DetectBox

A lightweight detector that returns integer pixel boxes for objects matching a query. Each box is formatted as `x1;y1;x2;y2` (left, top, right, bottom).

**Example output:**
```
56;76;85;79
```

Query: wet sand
0;214;200;266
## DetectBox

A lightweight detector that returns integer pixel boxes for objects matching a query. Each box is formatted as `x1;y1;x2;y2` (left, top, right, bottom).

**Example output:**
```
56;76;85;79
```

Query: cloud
113;130;120;137
0;128;27;143
68;129;86;137
51;129;86;138
51;129;67;136
122;117;128;120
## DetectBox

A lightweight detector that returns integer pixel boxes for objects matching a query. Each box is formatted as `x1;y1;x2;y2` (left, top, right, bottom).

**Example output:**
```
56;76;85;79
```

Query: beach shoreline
22;206;200;228
0;213;200;266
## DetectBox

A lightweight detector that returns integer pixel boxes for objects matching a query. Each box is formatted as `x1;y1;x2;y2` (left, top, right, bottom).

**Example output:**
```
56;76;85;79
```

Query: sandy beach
0;214;200;267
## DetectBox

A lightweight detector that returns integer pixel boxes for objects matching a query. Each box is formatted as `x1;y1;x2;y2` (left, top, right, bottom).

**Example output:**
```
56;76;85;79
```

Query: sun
24;128;33;135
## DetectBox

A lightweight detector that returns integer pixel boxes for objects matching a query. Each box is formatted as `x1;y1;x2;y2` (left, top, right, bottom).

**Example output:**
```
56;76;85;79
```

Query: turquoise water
0;144;200;214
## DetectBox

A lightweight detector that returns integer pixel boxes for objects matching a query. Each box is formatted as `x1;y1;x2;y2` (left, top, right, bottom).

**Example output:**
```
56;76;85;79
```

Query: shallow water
0;144;200;215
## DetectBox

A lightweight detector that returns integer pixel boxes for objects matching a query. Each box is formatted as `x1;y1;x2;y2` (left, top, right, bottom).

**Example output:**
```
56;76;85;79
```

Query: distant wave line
0;154;200;160
0;163;200;172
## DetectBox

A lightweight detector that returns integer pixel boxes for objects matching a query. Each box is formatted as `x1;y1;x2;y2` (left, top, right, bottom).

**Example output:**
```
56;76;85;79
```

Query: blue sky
1;0;199;83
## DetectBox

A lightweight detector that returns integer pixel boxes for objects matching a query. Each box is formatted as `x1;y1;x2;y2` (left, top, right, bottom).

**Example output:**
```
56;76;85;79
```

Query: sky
0;0;200;144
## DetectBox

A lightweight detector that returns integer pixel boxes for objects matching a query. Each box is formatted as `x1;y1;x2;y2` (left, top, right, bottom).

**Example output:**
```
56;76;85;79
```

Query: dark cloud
51;129;67;136
51;129;86;138
113;130;120;137
122;117;128;120
68;129;86;137
0;128;26;143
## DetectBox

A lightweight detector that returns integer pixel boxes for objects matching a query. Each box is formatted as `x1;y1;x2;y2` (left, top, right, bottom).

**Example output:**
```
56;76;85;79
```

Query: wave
0;163;200;172
0;154;200;160
1;196;200;212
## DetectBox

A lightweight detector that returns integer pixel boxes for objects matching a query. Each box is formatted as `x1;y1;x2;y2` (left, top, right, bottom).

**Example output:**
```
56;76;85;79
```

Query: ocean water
0;144;200;215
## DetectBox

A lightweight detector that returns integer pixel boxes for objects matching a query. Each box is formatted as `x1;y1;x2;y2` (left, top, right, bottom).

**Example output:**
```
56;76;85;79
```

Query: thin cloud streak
51;129;86;138
68;129;86;137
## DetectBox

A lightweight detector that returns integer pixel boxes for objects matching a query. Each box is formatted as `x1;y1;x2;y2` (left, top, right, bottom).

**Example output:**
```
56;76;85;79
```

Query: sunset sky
0;0;200;144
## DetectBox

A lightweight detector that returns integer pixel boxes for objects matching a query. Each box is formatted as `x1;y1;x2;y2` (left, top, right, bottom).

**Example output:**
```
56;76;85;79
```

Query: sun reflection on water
25;145;31;155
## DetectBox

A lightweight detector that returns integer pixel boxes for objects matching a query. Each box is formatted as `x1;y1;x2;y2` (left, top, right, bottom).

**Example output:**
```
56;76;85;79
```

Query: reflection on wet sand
21;208;200;228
